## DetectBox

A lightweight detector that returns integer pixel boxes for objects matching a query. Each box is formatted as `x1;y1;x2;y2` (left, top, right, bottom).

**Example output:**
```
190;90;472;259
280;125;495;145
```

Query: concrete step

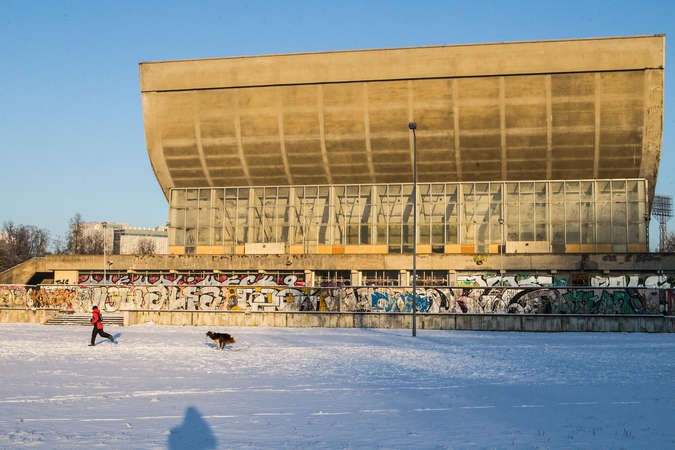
45;313;124;326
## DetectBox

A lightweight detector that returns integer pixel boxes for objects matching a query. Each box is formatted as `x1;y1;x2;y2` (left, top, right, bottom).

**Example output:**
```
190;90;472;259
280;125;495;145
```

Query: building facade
112;226;169;255
168;178;648;255
1;36;668;299
82;222;168;255
139;36;663;258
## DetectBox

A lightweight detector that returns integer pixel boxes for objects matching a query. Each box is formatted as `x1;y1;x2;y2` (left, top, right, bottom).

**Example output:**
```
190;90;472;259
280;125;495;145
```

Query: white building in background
113;226;169;255
83;222;168;255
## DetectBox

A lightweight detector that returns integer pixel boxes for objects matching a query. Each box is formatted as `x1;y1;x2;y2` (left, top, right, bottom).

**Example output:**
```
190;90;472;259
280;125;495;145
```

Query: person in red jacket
89;306;114;346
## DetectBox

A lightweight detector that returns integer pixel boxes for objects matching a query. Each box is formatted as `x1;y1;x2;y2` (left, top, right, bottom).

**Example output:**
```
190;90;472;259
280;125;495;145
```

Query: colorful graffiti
1;284;672;315
456;273;675;289
77;273;675;291
78;273;304;287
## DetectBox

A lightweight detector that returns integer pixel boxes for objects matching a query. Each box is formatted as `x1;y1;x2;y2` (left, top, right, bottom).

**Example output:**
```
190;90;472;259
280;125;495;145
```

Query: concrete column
351;270;362;287
399;269;409;286
304;270;315;287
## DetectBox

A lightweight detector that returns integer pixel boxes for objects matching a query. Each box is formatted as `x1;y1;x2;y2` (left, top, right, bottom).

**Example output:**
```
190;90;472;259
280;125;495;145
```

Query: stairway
45;312;124;326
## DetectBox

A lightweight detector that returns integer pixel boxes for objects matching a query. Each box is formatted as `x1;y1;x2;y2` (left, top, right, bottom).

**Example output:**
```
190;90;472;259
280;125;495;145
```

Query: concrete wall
0;308;60;325
4;252;675;285
122;310;674;332
140;36;664;92
3;284;673;315
2;307;672;332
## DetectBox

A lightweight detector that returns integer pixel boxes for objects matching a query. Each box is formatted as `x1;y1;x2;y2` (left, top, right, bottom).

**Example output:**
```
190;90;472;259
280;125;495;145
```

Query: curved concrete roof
140;35;664;203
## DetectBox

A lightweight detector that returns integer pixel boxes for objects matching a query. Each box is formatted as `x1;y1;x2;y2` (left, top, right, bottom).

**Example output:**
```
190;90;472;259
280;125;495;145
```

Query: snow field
0;323;674;449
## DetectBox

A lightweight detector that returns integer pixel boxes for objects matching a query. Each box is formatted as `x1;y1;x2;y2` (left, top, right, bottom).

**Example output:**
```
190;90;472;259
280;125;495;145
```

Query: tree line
0;213;157;273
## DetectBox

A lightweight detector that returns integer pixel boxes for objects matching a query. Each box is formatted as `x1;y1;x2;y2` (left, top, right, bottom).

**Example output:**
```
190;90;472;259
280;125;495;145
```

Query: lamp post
102;222;107;286
408;122;417;337
498;218;504;285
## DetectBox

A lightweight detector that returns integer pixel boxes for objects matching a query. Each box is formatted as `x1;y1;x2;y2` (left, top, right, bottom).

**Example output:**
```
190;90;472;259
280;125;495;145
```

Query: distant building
83;222;168;255
112;226;169;255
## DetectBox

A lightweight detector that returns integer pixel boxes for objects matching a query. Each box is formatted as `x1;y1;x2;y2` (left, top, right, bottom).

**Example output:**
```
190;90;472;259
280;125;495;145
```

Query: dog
206;331;236;350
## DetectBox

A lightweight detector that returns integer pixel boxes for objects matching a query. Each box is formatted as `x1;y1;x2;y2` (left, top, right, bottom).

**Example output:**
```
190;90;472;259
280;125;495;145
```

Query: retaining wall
122;310;675;332
3;284;674;316
3;308;673;332
0;308;61;325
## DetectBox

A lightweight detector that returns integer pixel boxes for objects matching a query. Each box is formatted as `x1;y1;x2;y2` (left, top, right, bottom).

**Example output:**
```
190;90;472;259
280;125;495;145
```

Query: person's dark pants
91;327;114;344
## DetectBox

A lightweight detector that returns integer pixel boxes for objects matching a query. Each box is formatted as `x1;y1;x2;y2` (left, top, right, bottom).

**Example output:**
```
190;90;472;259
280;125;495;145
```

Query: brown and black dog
206;331;236;349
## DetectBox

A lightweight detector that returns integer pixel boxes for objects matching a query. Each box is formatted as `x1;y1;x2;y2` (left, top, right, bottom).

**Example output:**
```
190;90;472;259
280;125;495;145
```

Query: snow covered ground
0;323;674;449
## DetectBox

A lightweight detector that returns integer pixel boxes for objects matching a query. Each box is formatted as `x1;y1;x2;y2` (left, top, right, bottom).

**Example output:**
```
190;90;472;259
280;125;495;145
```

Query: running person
89;306;114;346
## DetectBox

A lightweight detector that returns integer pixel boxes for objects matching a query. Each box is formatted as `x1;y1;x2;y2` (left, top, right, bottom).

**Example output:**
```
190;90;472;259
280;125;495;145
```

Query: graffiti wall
455;273;675;288
77;273;304;287
1;284;673;315
77;272;675;290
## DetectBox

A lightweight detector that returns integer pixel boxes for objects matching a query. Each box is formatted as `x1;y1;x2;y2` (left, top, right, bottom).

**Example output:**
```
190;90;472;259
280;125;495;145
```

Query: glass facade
168;179;647;254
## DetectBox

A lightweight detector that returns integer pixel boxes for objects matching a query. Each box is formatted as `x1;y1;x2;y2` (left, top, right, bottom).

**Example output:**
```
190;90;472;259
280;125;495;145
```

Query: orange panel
317;245;332;254
168;246;185;255
196;246;222;255
445;244;462;253
565;244;581;253
580;244;597;253
628;243;647;252
460;245;475;254
331;245;345;254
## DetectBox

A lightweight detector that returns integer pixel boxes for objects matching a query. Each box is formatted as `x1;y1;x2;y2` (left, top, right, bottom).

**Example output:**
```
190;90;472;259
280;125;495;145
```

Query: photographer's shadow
168;406;217;449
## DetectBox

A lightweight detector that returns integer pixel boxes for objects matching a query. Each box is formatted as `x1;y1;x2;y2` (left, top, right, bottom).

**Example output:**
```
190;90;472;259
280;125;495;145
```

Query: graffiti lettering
0;284;672;315
77;273;302;287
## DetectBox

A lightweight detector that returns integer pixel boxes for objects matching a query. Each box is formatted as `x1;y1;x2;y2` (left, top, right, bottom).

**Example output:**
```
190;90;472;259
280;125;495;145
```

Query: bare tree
0;221;51;272
67;213;86;255
27;226;50;257
659;231;675;252
135;237;156;255
0;238;16;273
65;214;104;255
51;235;68;255
84;232;104;255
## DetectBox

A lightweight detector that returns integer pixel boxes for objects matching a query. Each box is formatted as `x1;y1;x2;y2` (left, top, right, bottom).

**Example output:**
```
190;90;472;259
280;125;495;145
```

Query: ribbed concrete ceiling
140;35;664;204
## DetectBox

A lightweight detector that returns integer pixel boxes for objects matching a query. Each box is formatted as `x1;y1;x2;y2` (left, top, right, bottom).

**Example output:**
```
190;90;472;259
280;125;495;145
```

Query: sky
1;0;674;248
1;323;674;448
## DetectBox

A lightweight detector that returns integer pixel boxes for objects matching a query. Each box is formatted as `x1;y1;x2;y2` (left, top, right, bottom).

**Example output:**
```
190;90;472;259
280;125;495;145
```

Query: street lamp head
408;122;417;130
102;222;107;228
498;218;504;225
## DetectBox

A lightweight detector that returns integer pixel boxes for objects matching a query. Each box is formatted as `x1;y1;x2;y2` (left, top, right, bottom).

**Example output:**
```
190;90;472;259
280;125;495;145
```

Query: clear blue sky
1;0;673;249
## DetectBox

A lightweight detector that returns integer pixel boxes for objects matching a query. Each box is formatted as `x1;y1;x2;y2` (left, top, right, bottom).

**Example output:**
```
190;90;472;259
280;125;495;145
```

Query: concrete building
111;226;169;255
0;35;669;292
140;35;663;263
81;222;168;255
127;35;664;283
